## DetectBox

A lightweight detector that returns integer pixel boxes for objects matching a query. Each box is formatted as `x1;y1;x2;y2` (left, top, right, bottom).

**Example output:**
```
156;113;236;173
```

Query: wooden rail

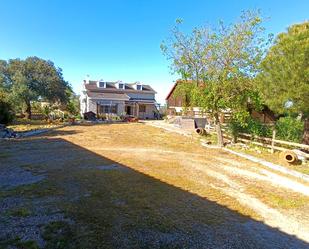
235;132;309;150
219;128;309;159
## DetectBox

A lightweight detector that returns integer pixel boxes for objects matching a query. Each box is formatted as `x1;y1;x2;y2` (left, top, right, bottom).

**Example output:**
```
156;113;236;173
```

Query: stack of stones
0;124;17;138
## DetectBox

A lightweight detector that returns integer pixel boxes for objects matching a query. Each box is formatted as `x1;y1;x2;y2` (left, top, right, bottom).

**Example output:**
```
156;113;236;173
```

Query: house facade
80;79;158;119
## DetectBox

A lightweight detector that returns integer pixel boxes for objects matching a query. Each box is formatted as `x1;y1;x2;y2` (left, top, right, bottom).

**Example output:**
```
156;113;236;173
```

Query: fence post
271;129;276;153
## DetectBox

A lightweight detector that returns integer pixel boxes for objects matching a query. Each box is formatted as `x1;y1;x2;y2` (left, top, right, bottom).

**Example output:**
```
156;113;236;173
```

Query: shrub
228;120;244;142
275;117;304;143
0;92;14;125
228;117;272;141
246;118;272;138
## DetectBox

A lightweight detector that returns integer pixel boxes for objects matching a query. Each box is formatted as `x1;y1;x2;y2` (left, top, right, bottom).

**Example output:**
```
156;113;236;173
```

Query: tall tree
65;89;81;116
1;57;70;119
161;11;270;146
257;21;309;117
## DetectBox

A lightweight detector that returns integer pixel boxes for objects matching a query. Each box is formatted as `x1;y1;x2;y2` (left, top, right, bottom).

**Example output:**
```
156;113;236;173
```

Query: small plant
41;105;52;120
42;221;75;249
9;207;31;217
275;116;304;143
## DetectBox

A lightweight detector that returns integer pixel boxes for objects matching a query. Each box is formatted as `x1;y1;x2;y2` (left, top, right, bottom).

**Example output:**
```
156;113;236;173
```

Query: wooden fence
219;128;309;159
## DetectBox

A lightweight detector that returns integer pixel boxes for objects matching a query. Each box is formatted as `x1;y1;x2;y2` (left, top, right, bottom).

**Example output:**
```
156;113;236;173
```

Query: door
125;106;132;115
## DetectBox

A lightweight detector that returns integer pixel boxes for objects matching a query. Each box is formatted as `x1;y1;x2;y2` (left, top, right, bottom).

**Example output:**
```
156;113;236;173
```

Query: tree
161;11;270;146
0;90;14;125
257;21;309;117
65;90;80;116
1;57;70;119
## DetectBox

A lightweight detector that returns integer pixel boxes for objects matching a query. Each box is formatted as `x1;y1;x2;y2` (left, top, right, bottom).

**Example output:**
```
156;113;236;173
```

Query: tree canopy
0;57;70;119
161;11;270;146
257;21;309;116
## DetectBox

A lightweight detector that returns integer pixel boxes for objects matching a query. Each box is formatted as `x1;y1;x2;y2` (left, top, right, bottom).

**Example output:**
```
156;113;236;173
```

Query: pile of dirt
0;124;17;138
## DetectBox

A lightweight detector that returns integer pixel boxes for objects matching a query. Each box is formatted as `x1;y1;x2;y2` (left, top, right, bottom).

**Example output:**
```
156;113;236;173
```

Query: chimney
85;75;90;84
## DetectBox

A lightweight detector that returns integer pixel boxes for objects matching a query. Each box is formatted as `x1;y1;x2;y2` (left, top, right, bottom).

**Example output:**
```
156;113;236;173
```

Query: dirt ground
1;122;309;248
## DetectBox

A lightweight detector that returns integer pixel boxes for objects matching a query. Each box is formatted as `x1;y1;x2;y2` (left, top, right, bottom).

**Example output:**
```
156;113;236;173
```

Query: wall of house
87;99;97;113
117;103;125;115
138;104;157;119
80;97;86;115
166;95;186;108
80;92;88;115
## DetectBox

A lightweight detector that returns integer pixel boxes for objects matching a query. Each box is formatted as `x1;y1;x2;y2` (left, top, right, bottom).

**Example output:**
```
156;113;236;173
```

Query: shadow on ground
0;130;308;249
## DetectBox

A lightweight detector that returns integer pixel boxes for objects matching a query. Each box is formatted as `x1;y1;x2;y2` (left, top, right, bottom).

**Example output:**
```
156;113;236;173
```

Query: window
110;105;117;113
139;104;146;113
118;83;124;89
136;84;142;90
99;82;106;88
98;105;118;114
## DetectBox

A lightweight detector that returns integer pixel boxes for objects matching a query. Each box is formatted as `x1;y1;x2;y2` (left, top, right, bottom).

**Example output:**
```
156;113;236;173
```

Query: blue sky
1;0;308;104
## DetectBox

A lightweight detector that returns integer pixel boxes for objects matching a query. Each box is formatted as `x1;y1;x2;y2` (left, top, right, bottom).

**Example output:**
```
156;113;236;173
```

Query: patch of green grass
42;221;75;249
0;152;10;159
0;237;39;249
3;181;64;199
16;239;39;249
20;164;46;175
9;207;31;217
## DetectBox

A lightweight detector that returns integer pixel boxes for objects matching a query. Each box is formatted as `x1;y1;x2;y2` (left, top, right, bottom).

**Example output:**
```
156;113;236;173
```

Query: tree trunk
24;101;32;119
214;113;224;147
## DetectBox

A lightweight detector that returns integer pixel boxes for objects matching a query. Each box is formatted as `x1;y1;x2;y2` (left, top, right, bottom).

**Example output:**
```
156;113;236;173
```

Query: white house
80;79;158;119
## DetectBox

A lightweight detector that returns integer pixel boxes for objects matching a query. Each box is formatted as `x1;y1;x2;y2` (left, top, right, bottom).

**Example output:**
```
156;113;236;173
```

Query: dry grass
245;182;309;210
228;144;309;175
1;123;309;248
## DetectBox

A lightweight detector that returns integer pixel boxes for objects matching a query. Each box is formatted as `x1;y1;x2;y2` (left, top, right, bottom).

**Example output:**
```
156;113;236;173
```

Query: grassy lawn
0;123;308;248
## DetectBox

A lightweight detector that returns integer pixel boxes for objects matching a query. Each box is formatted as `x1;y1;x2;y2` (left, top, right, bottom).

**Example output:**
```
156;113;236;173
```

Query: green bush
275;117;304;143
246;118;272;137
228;120;244;141
228;117;272;141
0;94;14;125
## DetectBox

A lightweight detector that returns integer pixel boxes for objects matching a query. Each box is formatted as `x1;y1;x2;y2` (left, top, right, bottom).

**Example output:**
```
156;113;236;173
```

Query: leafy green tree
65;90;80;116
161;11;270;146
0;90;14;124
0;60;10;91
258;21;309;117
1;57;70;119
